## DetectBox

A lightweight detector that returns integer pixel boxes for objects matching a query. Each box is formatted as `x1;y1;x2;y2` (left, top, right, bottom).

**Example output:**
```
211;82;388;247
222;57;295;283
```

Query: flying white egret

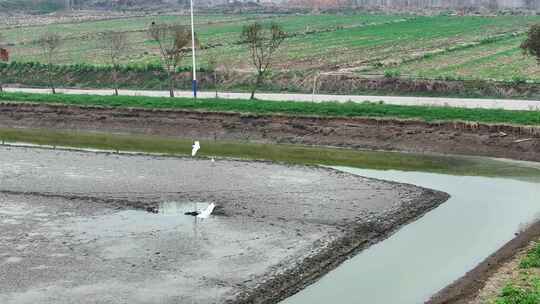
191;141;200;157
196;203;215;219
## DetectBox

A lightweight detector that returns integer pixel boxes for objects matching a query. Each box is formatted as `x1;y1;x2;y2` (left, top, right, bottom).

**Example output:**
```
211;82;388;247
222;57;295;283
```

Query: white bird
191;141;200;157
197;203;215;219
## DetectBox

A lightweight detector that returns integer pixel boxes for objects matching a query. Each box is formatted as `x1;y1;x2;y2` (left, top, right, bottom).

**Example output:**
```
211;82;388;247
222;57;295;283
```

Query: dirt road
4;87;540;111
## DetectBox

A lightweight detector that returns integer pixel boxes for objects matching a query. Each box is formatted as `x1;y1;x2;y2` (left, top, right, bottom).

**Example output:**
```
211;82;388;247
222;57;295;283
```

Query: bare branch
101;31;130;96
240;22;286;100
37;32;62;94
521;24;540;65
148;23;193;97
101;31;129;66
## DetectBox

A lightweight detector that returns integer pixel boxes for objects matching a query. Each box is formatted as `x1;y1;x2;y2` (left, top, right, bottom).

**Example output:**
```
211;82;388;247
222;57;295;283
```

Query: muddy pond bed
0;146;447;304
1;142;540;304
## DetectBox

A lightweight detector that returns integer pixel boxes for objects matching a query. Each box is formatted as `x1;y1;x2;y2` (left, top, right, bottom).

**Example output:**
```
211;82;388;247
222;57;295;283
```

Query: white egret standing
197;203;215;219
191;141;200;157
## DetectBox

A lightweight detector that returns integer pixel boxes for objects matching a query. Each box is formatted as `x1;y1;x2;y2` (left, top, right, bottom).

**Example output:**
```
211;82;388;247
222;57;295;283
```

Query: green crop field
373;34;540;81
1;12;540;81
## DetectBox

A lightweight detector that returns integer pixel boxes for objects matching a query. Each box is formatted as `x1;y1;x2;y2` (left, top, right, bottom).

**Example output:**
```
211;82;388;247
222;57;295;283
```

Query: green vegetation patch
3;13;539;82
1;128;540;179
495;242;540;304
0;0;63;13
495;280;540;304
521;243;540;269
1;92;540;126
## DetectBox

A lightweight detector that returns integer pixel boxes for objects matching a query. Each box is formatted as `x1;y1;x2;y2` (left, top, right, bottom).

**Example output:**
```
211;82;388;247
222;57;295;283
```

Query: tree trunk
250;73;263;100
48;65;55;94
113;68;119;96
214;71;218;98
168;70;175;98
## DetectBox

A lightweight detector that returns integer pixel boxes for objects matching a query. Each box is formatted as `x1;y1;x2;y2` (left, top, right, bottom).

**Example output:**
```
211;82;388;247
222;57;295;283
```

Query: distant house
0;48;8;62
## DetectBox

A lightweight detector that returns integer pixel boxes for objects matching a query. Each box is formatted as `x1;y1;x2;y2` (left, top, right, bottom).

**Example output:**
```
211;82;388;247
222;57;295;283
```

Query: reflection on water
158;201;212;216
282;166;540;304
59;202;214;245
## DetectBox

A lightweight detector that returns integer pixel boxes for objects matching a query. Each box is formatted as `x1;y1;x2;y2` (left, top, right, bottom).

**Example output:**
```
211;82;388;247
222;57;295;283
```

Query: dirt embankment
315;75;540;100
1;102;539;162
4;63;540;99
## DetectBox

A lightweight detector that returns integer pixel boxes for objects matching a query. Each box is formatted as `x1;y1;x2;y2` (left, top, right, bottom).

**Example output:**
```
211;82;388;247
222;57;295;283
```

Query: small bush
384;70;401;78
495;280;540;304
511;75;528;85
520;243;540;269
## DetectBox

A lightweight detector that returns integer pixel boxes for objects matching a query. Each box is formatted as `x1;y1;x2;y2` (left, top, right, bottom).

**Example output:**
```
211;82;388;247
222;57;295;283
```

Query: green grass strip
1;92;540;126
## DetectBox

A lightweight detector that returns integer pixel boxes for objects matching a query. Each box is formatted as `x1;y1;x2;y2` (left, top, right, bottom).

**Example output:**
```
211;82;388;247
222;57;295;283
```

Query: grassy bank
0;62;212;91
1;127;540;179
495;242;540;304
1;92;540;126
2;61;540;100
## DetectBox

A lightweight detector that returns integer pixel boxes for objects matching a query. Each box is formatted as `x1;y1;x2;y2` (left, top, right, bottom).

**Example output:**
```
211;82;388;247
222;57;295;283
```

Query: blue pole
192;79;197;98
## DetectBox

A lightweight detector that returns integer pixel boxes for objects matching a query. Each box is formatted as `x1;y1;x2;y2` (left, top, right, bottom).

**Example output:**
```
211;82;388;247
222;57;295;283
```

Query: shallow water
282;167;540;304
158;201;212;216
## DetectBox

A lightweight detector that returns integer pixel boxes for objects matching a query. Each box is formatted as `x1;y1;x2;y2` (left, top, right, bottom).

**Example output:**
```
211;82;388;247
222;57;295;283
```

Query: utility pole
190;0;197;99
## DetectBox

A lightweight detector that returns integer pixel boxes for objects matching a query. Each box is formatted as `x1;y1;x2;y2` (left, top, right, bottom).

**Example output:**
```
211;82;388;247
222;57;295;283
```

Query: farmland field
1;12;540;81
371;35;540;81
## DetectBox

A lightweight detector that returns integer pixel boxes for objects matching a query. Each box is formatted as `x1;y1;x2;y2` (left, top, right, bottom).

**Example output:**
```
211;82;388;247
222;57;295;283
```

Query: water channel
282;160;540;304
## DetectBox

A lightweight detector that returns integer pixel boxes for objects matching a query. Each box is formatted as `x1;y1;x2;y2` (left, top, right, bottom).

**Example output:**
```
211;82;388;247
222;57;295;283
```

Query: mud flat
0;103;538;162
0;146;447;304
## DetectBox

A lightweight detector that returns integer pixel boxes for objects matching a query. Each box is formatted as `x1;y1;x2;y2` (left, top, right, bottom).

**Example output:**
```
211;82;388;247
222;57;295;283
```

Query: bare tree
37;33;62;94
148;23;192;98
101;31;129;96
207;57;218;98
240;22;286;100
521;24;540;65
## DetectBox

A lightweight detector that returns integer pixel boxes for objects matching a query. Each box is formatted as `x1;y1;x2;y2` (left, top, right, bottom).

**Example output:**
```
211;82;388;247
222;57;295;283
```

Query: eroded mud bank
0;102;538;162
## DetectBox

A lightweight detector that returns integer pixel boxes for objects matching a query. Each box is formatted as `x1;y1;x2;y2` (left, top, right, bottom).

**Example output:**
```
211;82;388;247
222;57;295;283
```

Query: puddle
157;201;212;216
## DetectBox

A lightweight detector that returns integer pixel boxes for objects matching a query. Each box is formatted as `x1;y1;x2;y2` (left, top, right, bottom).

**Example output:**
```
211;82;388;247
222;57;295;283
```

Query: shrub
511;75;528;85
520;243;540;269
495;281;540;304
384;70;401;78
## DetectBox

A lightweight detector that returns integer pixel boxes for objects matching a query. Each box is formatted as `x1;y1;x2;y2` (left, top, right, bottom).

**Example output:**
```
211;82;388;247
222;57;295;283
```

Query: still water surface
282;165;540;304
